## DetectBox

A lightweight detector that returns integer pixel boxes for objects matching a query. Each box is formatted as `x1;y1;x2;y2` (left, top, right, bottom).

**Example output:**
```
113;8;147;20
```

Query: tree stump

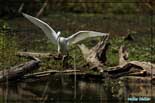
78;36;110;72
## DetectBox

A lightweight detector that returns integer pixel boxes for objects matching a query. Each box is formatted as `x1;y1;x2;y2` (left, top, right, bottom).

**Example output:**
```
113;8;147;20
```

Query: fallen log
118;45;155;76
102;45;155;78
16;51;63;60
16;52;53;58
103;63;147;78
22;71;103;82
0;60;40;82
12;35;155;82
23;69;81;79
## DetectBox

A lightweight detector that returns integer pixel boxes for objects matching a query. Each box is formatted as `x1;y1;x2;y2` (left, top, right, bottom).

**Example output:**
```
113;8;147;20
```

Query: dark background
0;0;154;18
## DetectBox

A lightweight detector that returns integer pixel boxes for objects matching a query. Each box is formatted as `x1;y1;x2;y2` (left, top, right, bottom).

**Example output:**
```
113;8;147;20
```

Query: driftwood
78;36;155;80
13;37;155;82
0;60;40;82
78;36;110;72
1;34;154;82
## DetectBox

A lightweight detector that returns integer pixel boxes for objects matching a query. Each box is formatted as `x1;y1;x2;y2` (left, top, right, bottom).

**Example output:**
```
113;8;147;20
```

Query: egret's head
56;31;61;42
57;31;61;38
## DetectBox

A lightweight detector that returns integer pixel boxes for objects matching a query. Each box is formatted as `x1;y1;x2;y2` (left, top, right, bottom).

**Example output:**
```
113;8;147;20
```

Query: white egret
22;13;109;55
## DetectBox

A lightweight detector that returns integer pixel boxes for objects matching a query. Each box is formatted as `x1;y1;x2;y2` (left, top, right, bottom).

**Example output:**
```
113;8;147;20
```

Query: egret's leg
55;45;63;60
62;54;70;68
54;52;62;60
62;55;67;68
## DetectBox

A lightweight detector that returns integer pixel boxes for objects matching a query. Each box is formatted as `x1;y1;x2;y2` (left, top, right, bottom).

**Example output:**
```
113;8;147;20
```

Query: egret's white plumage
22;13;109;54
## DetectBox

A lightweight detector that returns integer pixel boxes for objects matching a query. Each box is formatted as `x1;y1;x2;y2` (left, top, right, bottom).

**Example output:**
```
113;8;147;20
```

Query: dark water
0;75;154;103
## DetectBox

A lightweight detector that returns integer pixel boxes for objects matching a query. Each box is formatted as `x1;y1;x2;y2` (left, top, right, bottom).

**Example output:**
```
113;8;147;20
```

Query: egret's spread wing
22;13;58;45
67;31;109;45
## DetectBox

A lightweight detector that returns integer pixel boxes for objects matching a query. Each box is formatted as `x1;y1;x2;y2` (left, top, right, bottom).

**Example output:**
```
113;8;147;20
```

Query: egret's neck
57;36;60;41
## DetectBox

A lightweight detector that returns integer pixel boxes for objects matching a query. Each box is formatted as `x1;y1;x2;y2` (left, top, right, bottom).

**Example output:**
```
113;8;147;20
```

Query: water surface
0;75;154;103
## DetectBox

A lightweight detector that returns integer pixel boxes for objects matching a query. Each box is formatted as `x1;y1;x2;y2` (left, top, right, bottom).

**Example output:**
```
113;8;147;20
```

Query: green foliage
0;33;17;69
0;22;27;69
